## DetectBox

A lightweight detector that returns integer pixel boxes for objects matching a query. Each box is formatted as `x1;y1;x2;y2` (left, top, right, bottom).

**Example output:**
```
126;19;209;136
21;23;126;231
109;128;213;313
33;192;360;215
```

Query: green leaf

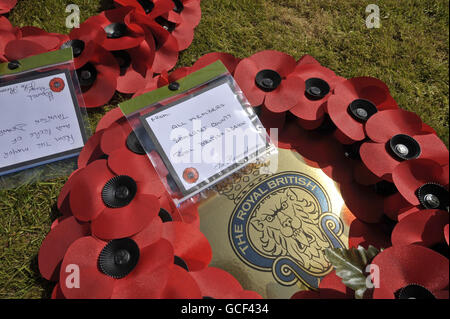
325;245;380;299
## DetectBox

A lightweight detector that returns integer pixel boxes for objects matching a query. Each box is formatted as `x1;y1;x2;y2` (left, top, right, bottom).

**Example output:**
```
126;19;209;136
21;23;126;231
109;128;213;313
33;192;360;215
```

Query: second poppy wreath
0;0;202;107
37;48;449;299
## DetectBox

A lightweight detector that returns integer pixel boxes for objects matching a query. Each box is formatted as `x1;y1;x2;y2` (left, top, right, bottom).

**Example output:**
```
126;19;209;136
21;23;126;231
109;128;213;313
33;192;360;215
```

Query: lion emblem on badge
248;188;331;274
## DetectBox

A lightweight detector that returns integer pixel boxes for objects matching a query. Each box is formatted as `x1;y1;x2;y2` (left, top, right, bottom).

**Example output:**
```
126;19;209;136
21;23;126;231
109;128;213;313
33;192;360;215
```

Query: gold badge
198;148;352;298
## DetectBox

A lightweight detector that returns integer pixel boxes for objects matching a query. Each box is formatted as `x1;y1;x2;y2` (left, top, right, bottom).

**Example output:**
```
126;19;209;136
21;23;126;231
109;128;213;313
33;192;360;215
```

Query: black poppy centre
348;99;378;122
417;183;449;211
104;22;129;39
395;284;436;299
305;78;330;100
255;69;282;92
60;39;85;58
388;134;421;161
76;63;98;89
126;131;146;155
98;238;140;279
102;175;138;208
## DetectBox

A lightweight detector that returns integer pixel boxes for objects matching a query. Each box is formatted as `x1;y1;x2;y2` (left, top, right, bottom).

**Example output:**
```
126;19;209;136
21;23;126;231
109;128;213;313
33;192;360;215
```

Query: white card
142;81;268;197
0;71;86;176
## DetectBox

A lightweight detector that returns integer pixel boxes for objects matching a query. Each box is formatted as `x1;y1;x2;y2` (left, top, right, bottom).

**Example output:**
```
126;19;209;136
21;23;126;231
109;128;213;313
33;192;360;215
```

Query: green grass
0;0;448;298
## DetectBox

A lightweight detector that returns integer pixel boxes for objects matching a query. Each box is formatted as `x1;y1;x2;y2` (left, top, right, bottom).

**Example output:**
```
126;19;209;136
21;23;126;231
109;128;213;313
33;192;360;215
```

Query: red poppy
327;77;398;144
349;218;392;249
391;159;449;210
391;209;448;249
371;245;449;299
191;52;240;75
164;0;202;29
59;236;173;299
234;50;302;112
77;129;106;169
131;12;179;73
3;26;67;61
133;66;191;97
67;159;160;240
76;43;120;108
48;78;64;93
291;270;353;299
96;107;126;132
114;0;174;20
154;0;202;50
60;20;107;69
86;6;145;52
0;17;19;62
360;109;449;181
290;63;343;127
189;267;262;299
0;0;17;14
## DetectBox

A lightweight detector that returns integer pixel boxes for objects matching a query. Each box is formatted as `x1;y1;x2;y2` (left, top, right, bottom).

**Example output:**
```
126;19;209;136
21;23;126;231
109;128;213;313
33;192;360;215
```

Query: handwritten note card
0;71;86;176
142;81;267;196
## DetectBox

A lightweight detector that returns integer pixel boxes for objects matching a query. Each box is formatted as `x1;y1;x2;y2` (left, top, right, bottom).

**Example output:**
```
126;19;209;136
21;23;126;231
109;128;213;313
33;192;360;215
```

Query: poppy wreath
0;0;202;107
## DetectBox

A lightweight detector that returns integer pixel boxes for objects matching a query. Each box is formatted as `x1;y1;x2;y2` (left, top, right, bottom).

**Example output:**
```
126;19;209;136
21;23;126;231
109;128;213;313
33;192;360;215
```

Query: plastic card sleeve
0;49;91;189
120;61;276;205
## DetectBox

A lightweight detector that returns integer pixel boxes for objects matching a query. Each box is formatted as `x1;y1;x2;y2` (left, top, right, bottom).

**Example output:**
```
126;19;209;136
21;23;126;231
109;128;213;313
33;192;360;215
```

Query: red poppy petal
51;284;65;299
360;142;398;181
319;271;345;291
81;67;118;108
70;20;106;44
69;160;112;222
414;134;449;166
96;108;125;132
161;221;212;271
353;160;384;185
365;109;423;143
249;50;296;77
191;52;240;75
372;245;449;299
444;224;449;245
421;123;437;135
77;130;105;169
171;23;195;51
296;117;324;130
327;94;366;142
100;120;129;154
274;121;303;149
161;265;202;299
340;182;385;223
0;0;17;14
234;58;266;107
189;267;245;299
4;39;47;60
57;168;83;215
333;128;361;145
168;0;202;28
260;106;286;131
297;54;320;66
383;192;413;221
265;74;304;113
60;236;115;299
91;193;160;240
143;22;179;73
111;239;174;299
39;217;91;281
131;216;163;249
392;159;449;206
391;209;448;247
108;149;162;185
349;218;392;249
116;66;147;94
